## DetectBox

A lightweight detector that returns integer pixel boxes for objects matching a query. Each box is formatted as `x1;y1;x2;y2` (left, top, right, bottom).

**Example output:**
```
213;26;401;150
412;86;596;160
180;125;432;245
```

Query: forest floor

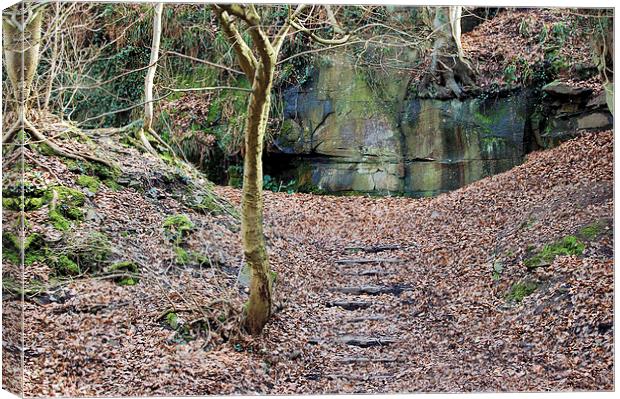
2;129;613;396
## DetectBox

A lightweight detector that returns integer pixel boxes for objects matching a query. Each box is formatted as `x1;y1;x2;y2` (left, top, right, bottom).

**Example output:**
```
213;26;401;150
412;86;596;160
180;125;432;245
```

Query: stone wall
269;54;612;197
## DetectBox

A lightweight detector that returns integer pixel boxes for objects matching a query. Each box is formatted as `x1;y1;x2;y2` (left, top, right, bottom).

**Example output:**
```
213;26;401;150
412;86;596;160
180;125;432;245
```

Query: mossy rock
2;196;45;211
2;183;47;211
107;261;139;285
524;235;585;269
506;280;538;303
66;159;121;180
43;186;86;231
163;214;194;244
77;175;101;193
2;232;46;265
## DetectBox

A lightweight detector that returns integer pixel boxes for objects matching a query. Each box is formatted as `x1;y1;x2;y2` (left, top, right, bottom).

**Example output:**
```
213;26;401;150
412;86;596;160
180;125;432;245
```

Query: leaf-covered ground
2;129;613;396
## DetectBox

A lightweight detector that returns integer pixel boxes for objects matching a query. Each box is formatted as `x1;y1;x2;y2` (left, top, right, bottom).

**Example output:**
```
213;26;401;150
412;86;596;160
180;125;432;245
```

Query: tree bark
144;2;163;130
2;4;43;135
242;61;275;335
418;6;476;99
137;2;164;155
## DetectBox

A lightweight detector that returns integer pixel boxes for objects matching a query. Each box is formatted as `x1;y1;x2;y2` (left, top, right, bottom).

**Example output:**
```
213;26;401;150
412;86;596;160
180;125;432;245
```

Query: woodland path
12;132;613;396
307;247;410;388
243;131;614;393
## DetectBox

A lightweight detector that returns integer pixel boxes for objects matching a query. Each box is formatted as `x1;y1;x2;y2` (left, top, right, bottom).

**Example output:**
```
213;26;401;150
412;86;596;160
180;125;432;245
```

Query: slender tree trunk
242;61;275;335
138;2;164;155
43;1;61;112
144;2;163;130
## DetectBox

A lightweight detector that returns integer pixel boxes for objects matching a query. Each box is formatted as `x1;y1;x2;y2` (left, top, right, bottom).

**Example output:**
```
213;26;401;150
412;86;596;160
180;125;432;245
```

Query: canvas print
1;1;614;396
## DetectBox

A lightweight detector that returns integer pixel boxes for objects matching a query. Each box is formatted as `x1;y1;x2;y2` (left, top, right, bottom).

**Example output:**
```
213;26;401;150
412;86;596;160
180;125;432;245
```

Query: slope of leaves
3;128;613;395
461;8;602;91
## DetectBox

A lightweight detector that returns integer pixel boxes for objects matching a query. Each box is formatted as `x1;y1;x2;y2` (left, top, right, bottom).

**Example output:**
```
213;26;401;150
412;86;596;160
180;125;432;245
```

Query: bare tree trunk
137;2;164;155
418;6;476;99
43;1;61;112
214;3;344;335
144;2;163;130
242;62;275;335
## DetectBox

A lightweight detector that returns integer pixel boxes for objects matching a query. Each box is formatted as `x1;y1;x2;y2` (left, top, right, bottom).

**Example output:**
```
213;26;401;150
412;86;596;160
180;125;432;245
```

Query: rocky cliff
267;50;612;197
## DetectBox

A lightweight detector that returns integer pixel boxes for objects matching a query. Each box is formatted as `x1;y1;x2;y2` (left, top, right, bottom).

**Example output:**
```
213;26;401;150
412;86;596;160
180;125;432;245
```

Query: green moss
172;246;209;266
77;175;101;193
270;270;278;284
49;209;71;231
103;179;122;191
165;312;179;329
227;165;243;188
45;186;86;207
579;221;606;240
280;119;296;137
506;281;538;303
2;232;21;264
56;255;80;276
192;194;223;215
107;261;139;285
163;214;194;244
524;235;585;269
174;246;191;265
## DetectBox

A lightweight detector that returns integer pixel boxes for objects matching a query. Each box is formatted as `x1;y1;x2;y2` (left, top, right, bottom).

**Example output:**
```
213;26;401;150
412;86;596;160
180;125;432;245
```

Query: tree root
418;55;477;100
2;116;115;169
137;128;158;156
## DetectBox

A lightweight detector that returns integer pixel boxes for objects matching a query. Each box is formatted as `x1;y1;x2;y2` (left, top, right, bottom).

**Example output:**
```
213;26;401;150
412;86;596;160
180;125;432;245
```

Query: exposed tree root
418;55;477;99
137;128;158;156
2;116;115;169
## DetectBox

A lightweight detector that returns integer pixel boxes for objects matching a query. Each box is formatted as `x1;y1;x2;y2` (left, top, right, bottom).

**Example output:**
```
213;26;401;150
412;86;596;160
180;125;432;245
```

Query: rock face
536;82;613;147
269;55;612;196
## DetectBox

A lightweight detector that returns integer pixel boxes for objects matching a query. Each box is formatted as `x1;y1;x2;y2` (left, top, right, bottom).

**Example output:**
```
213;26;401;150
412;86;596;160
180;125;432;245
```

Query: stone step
345;244;401;253
327;373;394;381
329;285;412;296
339;269;396;277
335;356;400;364
346;315;387;323
339;335;398;347
309;335;398;348
326;300;373;310
335;258;403;265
